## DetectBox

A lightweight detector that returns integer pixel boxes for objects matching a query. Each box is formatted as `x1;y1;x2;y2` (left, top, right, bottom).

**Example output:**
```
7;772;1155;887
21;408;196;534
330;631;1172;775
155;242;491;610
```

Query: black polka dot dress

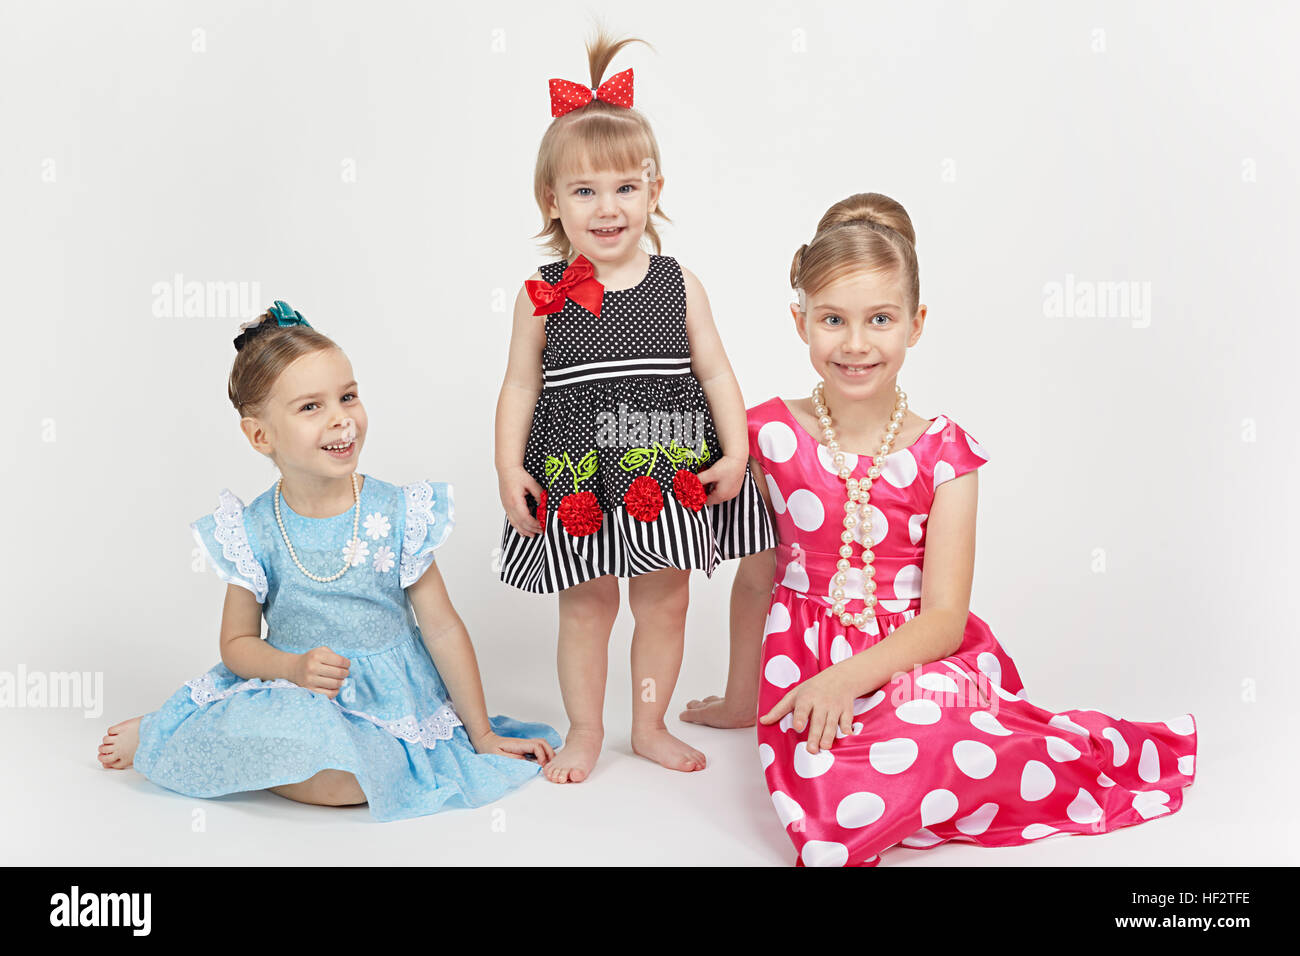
499;254;776;593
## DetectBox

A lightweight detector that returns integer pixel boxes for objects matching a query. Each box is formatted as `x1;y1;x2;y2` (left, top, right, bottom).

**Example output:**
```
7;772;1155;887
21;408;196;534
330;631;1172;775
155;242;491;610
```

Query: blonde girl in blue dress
96;302;560;820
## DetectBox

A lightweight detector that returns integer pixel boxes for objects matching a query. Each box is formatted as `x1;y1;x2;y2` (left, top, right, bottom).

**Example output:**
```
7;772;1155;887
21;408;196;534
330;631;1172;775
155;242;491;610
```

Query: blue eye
300;403;317;412
823;315;843;326
619;184;636;193
872;313;891;326
576;187;592;196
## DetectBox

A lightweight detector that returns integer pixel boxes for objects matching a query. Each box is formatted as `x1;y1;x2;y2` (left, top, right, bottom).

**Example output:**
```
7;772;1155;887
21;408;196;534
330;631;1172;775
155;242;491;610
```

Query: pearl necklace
273;472;361;582
813;381;908;629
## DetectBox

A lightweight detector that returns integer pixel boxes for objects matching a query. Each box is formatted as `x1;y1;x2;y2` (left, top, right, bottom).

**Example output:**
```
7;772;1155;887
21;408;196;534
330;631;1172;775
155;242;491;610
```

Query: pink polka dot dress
748;398;1198;867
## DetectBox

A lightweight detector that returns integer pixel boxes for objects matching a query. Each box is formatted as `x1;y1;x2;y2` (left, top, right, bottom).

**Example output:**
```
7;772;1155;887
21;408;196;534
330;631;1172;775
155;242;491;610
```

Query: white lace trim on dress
400;480;442;588
199;489;269;602
183;672;464;750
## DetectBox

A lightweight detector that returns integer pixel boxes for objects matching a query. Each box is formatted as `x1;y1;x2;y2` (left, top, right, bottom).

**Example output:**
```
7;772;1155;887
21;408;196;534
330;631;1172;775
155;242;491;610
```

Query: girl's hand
758;663;859;754
696;454;747;505
470;730;557;764
498;465;544;537
291;646;350;698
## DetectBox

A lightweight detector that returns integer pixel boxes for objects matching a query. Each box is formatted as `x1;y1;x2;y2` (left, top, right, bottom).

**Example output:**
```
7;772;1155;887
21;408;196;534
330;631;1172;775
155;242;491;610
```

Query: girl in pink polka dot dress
681;192;1198;867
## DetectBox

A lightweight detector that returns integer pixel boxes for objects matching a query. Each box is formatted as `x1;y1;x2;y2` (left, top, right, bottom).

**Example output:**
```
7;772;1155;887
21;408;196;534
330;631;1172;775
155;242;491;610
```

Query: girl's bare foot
631;724;707;772
98;716;141;769
679;694;756;729
542;726;603;783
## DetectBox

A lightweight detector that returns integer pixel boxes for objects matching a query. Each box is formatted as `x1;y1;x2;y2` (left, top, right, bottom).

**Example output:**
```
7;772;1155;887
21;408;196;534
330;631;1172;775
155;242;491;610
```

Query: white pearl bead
841;530;854;544
867;467;881;479
832;588;845;601
839;545;853;559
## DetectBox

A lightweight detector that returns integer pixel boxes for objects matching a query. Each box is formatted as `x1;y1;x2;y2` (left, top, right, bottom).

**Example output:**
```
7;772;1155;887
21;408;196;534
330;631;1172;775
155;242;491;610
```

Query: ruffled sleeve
190;489;269;603
399;480;455;589
927;415;990;494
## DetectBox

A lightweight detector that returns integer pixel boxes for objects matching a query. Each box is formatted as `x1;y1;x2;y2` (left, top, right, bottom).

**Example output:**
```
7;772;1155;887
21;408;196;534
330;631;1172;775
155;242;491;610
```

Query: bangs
550;114;656;182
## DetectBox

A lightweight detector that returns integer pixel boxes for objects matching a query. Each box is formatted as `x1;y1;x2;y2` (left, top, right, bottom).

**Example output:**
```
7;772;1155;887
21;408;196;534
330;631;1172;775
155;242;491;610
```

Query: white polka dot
926;415;949;435
801;840;849;867
757;421;797;462
869;737;918;774
1177;754;1195;776
966;433;987;459
901;828;942;848
933;460;956;487
880;448;918;487
1020;760;1056;801
1050;713;1089;737
1022;823;1059;840
1097;772;1115;788
853;690;885;715
764;473;787;514
921;789;959;826
1165;714;1195;736
955;801;999;835
763;654;800;689
802;621;819;657
976;652;1002;687
1046;736;1082;762
836;791;885;828
817;443;858;476
780;558;809;592
771;789;804;827
1138;739;1160;782
892;564;923;599
953;739;997;779
786;489;825;532
829;633;852;664
971;710;1011;736
793;741;835;778
895;698;942;725
1066;788;1103;824
758;743;775;771
908;513;928;544
1102;727;1130;766
763;603;790;637
916;672;959;694
1131;789;1171;819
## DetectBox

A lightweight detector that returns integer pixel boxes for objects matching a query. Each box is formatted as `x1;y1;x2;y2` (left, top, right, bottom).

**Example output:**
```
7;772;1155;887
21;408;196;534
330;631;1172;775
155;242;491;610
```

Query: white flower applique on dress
364;511;391;540
372;544;396;575
342;538;370;567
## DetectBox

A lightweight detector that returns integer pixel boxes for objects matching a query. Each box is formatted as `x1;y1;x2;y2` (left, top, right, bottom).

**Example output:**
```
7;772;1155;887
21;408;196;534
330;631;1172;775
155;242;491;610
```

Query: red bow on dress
524;254;604;317
548;67;634;118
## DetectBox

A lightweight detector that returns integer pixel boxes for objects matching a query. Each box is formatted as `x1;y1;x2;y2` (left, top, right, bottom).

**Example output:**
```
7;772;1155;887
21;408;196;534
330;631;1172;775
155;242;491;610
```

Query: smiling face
545;161;662;266
793;269;926;400
239;347;367;482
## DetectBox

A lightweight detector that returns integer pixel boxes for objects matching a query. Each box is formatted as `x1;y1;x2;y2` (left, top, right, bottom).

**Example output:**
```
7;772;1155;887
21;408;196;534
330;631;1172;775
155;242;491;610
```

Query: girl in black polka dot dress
494;31;776;784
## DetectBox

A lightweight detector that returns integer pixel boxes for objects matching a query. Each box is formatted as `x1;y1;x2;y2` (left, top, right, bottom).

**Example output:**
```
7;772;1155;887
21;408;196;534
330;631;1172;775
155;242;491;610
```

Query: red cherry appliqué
557;490;603;536
672;469;707;512
623;475;664;522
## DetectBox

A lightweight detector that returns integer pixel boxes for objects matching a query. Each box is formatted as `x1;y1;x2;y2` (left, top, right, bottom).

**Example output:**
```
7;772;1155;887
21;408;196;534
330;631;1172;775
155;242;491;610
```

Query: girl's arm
405;558;555;761
218;584;296;681
839;469;978;693
682;265;749;504
495;277;547;536
219;584;349;696
760;470;979;752
680;457;777;728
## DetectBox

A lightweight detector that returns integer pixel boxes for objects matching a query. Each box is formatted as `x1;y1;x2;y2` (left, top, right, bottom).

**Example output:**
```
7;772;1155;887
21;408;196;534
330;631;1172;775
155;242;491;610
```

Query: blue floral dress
134;474;562;822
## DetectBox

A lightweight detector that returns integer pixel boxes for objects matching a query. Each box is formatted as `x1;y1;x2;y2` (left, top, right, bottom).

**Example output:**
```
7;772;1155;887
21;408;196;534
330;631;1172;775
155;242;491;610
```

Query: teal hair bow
234;300;313;351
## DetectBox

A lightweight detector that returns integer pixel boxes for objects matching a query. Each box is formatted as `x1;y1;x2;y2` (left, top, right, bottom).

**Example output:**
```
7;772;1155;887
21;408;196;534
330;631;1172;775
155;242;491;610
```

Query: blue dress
134;473;563;822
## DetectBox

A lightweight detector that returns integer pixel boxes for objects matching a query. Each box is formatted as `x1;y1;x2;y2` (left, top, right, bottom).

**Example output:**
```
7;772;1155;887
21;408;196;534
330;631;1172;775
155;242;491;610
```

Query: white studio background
3;0;1296;865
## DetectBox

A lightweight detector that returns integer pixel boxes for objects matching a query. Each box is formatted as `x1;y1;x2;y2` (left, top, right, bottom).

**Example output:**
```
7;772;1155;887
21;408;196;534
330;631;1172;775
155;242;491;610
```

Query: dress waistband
543;355;692;389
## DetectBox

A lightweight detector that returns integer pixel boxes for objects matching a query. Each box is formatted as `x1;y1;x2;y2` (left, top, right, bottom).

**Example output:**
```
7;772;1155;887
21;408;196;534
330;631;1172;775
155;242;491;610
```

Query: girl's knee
560;575;620;624
629;570;689;621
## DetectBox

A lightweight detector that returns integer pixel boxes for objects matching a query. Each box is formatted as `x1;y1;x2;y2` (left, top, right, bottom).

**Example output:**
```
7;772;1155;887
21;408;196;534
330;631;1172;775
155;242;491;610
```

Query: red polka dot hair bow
548;67;634;118
525;254;604;317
